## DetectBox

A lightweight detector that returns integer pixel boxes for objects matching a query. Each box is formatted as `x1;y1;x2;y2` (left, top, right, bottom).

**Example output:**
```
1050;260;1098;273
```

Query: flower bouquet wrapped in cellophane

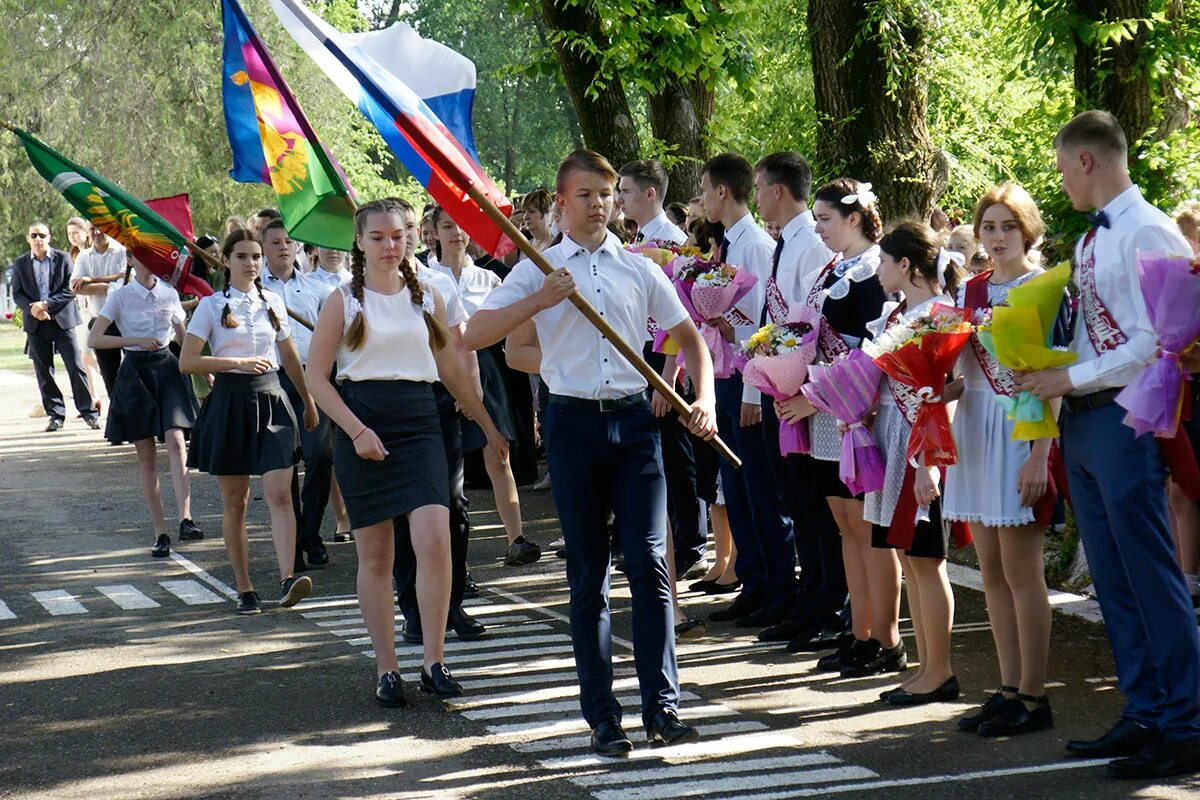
802;349;887;495
740;306;820;456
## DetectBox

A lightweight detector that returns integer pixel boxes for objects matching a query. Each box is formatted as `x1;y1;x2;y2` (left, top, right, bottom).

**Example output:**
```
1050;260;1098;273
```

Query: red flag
143;195;211;297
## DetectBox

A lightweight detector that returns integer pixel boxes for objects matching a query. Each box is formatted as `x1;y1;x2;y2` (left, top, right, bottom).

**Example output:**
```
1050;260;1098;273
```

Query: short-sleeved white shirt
71;242;127;316
480;231;689;400
434;262;501;317
263;268;333;364
308;267;351;291
98;278;186;351
187;285;291;373
417;265;468;328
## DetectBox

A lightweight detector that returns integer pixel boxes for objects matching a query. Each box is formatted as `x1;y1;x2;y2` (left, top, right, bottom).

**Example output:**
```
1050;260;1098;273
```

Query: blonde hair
1176;202;1200;241
973;183;1045;253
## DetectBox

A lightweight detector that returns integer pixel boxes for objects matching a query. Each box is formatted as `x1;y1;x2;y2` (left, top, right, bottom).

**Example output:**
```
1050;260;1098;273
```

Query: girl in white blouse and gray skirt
305;199;508;708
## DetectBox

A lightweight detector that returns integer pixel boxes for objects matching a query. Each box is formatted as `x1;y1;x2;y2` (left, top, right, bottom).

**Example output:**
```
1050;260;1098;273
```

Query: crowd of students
12;108;1200;776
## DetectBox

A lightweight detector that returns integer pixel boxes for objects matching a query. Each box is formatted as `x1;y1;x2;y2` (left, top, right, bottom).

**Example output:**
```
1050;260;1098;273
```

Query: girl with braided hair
180;229;319;615
306;199;508;707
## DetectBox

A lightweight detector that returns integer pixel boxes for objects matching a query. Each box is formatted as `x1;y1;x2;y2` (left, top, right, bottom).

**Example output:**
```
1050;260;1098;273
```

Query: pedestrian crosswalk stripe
31;590;87;615
538;730;794;769
462;690;701;722
328;616;539;639
575;753;844;787
589;766;878;800
486;703;739;738
390;644;574;669
512;720;769;754
159;579;225;605
0;600;15;620
96;584;160;610
449;676;643;709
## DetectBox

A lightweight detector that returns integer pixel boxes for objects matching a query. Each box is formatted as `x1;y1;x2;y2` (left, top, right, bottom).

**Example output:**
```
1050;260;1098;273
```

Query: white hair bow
841;182;877;208
935;248;966;289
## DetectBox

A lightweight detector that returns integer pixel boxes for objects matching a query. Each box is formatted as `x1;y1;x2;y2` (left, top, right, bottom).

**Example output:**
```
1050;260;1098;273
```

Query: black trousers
27;322;95;422
279;370;333;551
88;318;122;398
393;384;469;616
784;454;849;628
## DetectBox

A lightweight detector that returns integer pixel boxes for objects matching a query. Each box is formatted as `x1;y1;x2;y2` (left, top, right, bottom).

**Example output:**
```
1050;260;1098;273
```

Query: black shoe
279;575;312;608
1107;737;1200;779
503;535;542;566
420;662;463;698
305;542;330;568
646;708;700;747
675;617;707;640
977;694;1053;736
1066;718;1159;758
884;676;960;706
449;606;486;639
842;640;907;678
151;533;171;558
687;578;719;593
376;671;407;707
757;618;812;643
463;573;480;598
591;717;633;757
178;518;204;541
788;626;851;653
958;687;1017;733
816;638;860;672
333;530;354;543
402;617;423;645
736;604;787;629
236;591;262;615
45;418;63;432
705;579;742;595
709;592;764;623
85;416;101;430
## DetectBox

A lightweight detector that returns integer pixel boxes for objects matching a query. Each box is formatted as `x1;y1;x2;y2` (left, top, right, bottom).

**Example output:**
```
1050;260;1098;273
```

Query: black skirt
105;349;198;445
871;498;949;559
187;371;300;476
812;455;862;501
461;345;516;452
334;379;450;530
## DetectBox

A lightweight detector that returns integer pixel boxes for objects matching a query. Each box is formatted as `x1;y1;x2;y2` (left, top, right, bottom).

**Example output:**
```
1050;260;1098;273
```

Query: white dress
942;271;1043;528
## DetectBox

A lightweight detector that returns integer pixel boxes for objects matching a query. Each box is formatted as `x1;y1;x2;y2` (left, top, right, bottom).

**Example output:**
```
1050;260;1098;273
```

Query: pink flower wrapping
686;269;758;378
742;309;821;456
802;350;887;495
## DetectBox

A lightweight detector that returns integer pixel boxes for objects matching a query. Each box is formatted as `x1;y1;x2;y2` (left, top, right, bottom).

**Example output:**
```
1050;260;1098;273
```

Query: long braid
254;275;282;332
221;268;238;328
399;256;448;352
345;241;368;351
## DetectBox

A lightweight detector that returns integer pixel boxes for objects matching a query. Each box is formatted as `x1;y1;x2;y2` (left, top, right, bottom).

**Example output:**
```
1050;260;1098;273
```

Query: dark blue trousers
716;374;795;606
545;398;679;729
1063;402;1200;740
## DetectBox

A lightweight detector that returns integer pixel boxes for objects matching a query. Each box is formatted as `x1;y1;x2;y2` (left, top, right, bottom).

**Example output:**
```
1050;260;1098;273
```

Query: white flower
841;181;878;208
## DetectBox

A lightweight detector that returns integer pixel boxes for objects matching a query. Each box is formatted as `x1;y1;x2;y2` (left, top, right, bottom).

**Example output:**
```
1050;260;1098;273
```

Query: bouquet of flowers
802;349;887;495
670;255;758;378
864;303;973;467
973;263;1077;441
740;307;821;455
1116;252;1200;437
628;243;697;357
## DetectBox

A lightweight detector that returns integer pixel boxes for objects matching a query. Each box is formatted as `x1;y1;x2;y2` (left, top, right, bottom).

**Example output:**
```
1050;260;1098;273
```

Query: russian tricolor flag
269;0;513;256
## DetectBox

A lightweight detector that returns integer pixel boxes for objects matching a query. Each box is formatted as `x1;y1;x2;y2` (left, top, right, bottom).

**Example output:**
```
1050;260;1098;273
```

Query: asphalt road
1;368;1198;800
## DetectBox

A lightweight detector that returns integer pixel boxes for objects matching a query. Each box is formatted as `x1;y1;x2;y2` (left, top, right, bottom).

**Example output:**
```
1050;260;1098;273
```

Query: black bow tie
1088;210;1110;230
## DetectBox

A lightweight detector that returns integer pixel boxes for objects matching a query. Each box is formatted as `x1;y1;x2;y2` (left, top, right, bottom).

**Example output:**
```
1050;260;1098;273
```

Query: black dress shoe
709;592;764;623
591;717;633;757
646;708;699;746
688;578;719;593
420;662;463;698
402;617;423;645
449;606;486;639
705;580;742;595
45;418;63;432
736;604;787;629
333;530;354;543
758;618;812;643
816;638;859;672
178;518;204;541
1066;718;1159;758
789;627;851;653
1107;737;1200;779
977;694;1053;737
841;640;907;678
151;533;171;558
884;676;960;706
305;542;330;568
376;671;407;707
463;572;480;598
958;687;1016;733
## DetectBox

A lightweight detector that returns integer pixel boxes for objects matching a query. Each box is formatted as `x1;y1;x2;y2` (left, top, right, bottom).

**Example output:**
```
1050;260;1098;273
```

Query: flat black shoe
977;694;1053;737
178;518;204;541
333;530;354;543
646;708;699;747
236;591;262;615
842;640;906;678
705;580;742;595
758;619;812;643
1107;737;1200;779
736;604;786;629
45;418;64;432
85;416;101;430
420;662;463;698
688;578;719;593
884;676;960;706
789;627;852;653
958;687;1016;733
591;717;633;757
1066;718;1159;758
709;592;764;623
151;533;171;558
376;671;407;707
816;638;859;672
305;542;330;568
279;575;312;608
675;617;707;640
503;535;542;566
833;638;881;676
449;606;486;639
463;573;480;598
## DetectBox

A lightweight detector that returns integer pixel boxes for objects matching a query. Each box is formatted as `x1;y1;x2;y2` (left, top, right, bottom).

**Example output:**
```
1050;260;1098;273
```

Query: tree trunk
1071;0;1154;146
807;0;946;222
532;16;585;151
647;76;713;203
536;0;640;168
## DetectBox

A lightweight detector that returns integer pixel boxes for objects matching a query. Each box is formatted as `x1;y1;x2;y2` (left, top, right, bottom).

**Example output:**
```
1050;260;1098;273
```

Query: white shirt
336;286;440;383
98;278;185;351
72;242;128;316
481;231;689;400
309;267;351;290
777;211;833;304
262;268;332;364
418;265;468;327
435;262;501;317
1067;185;1190;395
638;212;687;246
187;285;291;373
722;212;776;403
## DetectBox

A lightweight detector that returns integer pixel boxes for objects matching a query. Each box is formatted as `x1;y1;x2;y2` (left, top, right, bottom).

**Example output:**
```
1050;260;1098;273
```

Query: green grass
0;322;32;372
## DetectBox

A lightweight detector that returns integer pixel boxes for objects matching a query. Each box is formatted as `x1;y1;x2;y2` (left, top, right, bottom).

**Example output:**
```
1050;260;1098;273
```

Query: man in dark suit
10;222;98;431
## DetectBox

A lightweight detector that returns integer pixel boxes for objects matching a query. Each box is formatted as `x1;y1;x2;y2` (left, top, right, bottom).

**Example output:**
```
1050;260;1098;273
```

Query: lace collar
821;245;881;303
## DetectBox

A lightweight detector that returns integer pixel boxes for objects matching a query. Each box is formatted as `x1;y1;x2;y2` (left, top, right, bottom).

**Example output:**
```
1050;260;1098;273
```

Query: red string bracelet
351;427;368;442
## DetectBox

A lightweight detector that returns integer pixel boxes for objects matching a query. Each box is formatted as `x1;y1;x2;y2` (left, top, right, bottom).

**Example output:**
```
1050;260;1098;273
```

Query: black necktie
1087;210;1110;230
718;236;731;263
761;236;787;325
635;230;645;243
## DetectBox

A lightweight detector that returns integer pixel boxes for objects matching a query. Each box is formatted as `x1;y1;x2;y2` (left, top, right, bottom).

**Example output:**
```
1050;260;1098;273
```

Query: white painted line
292;596;359;611
746;759;1111;798
450;677;640;709
159;579;225;606
511;719;769;754
393;644;574;669
301;608;365;619
0;600;15;620
590;766;877;800
486;703;738;737
462;691;700;722
31;590;87;615
96;584;160;610
329;614;536;638
539;732;805;769
168;552;238;600
486;584;635;650
576;753;842;787
351;628;560;648
458;671;581;692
